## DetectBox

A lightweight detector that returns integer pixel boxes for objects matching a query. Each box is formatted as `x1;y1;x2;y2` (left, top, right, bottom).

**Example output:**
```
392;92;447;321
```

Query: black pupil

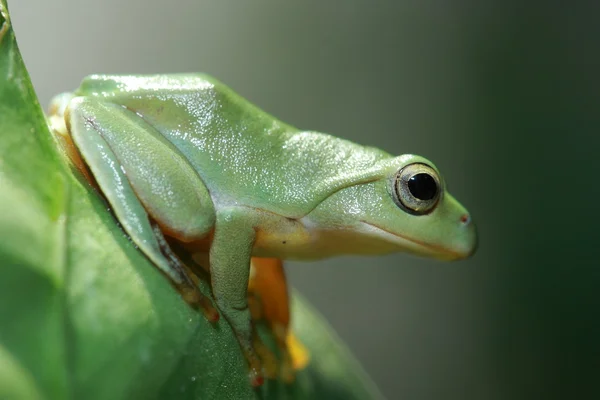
408;173;438;200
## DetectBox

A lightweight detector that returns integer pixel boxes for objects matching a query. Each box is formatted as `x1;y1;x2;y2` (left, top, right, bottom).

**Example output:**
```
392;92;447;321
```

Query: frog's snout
457;213;478;259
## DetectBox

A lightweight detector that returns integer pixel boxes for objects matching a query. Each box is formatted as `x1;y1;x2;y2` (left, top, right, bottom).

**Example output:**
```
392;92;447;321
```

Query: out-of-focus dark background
10;1;599;399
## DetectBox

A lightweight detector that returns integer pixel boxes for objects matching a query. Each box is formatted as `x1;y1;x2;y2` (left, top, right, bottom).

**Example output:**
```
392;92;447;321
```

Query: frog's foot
235;326;264;387
212;304;265;386
252;327;278;379
248;297;290;381
153;224;220;322
273;323;295;383
248;257;296;382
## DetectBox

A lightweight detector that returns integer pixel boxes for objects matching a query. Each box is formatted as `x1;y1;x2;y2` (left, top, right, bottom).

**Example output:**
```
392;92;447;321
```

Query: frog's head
306;154;477;261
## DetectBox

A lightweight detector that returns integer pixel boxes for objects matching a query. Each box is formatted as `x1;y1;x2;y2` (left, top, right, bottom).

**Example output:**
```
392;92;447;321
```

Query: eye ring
392;163;441;215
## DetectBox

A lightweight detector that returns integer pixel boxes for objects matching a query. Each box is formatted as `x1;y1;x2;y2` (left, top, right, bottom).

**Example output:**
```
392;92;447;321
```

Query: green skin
49;74;477;383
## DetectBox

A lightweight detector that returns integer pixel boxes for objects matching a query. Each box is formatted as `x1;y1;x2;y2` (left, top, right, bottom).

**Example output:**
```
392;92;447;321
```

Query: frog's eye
393;163;441;215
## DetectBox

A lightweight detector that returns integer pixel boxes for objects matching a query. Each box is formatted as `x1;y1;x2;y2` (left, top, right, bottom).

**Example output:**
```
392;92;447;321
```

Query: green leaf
0;1;383;398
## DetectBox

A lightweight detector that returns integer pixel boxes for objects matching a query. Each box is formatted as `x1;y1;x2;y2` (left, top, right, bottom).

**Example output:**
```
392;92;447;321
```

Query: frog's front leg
210;208;265;386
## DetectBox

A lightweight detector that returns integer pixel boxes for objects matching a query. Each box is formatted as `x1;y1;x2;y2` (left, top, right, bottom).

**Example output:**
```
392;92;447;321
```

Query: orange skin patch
248;258;289;327
54;122;96;187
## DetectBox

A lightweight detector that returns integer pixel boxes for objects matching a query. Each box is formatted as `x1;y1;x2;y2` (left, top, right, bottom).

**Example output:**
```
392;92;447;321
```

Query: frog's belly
252;218;315;260
251;213;359;260
251;211;320;260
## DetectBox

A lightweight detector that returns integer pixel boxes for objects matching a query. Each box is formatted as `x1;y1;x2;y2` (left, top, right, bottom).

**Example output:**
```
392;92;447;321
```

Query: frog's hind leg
65;97;218;320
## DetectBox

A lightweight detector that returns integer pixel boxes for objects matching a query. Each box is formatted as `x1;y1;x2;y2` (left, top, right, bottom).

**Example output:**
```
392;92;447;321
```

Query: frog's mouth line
359;220;464;260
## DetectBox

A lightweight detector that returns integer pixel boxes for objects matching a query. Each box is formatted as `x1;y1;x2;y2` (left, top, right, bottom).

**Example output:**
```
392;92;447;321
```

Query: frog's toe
178;284;219;322
245;353;265;387
202;304;220;322
249;368;264;387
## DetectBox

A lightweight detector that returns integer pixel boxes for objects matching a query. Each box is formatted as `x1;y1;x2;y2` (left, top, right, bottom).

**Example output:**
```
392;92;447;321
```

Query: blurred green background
9;1;598;399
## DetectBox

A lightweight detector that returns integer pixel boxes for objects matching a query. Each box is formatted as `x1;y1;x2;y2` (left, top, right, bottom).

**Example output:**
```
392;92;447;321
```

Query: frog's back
76;74;391;216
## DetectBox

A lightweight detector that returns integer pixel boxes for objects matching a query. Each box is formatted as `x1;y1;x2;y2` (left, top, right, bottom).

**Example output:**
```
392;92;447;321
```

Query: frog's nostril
460;214;471;225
